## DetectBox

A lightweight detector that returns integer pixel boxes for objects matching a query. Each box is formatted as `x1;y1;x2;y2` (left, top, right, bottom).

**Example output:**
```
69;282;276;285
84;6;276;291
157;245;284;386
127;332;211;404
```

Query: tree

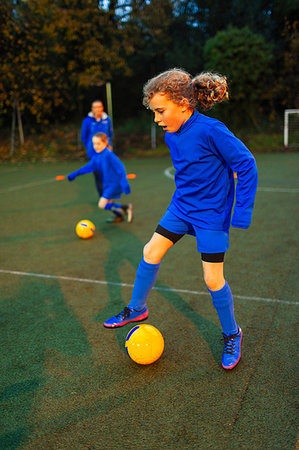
0;0;130;126
203;26;273;127
270;19;299;112
1;0;297;130
0;0;19;118
111;0;175;119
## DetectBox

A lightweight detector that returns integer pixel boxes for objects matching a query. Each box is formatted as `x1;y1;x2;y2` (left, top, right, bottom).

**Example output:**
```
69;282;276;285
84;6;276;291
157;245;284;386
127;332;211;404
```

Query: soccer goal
284;109;299;148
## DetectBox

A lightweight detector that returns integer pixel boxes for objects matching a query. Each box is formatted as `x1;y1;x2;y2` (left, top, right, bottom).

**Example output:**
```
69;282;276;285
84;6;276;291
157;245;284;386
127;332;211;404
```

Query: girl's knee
143;242;153;261
143;242;161;264
143;232;174;264
98;198;107;209
204;273;225;291
202;261;225;291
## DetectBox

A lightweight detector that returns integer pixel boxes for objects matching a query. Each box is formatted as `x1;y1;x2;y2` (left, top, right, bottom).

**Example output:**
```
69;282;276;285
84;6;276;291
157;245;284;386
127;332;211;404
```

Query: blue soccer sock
128;258;160;311
208;281;238;336
104;202;123;217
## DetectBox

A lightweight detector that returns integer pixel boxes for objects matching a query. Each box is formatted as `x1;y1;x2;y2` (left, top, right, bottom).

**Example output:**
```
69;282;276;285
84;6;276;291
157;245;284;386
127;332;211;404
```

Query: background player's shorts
102;183;122;200
157;209;229;253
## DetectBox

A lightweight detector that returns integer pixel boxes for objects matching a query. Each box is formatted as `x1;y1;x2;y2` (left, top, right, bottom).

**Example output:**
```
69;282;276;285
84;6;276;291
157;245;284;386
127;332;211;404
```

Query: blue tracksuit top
81;112;113;159
166;111;258;230
68;148;131;199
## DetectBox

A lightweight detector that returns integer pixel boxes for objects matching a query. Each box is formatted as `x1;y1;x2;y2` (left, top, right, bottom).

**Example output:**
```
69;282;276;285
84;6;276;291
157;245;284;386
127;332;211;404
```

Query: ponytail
192;72;229;110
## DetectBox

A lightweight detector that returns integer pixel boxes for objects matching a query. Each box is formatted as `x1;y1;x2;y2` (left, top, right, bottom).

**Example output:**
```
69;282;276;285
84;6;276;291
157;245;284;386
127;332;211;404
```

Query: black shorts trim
201;252;225;263
155;225;225;262
155;225;184;244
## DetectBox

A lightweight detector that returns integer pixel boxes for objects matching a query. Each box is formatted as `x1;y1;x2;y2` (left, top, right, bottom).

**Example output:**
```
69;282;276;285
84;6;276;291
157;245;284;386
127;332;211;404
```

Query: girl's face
148;93;193;133
92;136;107;152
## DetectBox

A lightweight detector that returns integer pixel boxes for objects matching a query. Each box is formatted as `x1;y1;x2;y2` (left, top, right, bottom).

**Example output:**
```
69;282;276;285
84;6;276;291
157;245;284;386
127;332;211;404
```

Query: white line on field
164;166;299;192
257;187;299;193
0;168;18;174
0;269;297;306
2;168;298;194
0;178;58;194
164;167;175;180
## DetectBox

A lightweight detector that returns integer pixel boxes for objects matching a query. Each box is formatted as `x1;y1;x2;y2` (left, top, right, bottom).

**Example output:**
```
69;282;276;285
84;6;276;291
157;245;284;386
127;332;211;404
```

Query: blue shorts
157;209;229;254
102;183;122;200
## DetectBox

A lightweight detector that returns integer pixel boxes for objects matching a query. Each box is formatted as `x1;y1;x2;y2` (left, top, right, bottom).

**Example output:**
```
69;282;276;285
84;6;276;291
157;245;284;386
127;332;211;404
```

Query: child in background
81;100;114;197
103;68;258;370
68;132;133;224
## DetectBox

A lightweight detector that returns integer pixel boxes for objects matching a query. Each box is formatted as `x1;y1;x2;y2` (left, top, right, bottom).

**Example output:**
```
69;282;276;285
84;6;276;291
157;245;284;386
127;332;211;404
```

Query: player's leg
104;229;184;328
202;257;242;370
202;259;237;333
99;197;125;223
98;197;109;209
121;203;134;223
127;232;175;309
143;230;175;264
93;170;103;197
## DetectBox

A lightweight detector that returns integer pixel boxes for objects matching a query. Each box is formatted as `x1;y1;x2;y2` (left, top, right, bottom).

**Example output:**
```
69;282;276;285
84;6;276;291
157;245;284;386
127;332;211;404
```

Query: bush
244;133;284;152
0;115;294;162
0;124;85;162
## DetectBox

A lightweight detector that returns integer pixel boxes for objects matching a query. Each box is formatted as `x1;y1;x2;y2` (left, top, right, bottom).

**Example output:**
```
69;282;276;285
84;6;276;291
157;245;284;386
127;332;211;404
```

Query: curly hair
93;132;112;150
93;132;108;142
143;68;229;111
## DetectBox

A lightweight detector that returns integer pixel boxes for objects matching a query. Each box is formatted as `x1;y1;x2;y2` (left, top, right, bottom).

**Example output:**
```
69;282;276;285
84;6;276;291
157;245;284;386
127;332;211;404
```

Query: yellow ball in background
75;220;95;239
125;324;164;365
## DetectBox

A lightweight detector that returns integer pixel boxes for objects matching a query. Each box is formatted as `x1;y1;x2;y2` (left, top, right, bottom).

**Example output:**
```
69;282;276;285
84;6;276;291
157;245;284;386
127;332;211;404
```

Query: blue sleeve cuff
68;173;76;181
231;208;253;229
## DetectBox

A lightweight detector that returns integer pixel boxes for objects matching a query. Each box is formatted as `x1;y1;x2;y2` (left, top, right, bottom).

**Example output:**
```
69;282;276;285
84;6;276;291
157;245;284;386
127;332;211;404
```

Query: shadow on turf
0;279;90;449
93;222;222;365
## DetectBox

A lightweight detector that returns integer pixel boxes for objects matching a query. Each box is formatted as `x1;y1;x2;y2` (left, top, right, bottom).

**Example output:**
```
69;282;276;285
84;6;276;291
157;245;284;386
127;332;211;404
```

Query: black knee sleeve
155;225;184;244
201;252;225;263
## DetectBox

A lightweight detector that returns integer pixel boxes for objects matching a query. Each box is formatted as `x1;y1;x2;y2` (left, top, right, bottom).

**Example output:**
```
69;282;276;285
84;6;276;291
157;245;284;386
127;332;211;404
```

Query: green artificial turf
0;154;298;449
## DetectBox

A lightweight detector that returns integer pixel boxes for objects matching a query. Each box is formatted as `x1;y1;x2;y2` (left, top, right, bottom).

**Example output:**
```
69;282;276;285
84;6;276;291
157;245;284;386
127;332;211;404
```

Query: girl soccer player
68;132;133;223
104;69;258;370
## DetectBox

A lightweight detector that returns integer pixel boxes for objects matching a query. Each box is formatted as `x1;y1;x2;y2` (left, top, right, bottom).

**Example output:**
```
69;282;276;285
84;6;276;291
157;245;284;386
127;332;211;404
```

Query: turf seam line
2;169;298;193
257;187;299;192
0;177;57;193
0;269;297;306
0;168;18;174
164;166;299;192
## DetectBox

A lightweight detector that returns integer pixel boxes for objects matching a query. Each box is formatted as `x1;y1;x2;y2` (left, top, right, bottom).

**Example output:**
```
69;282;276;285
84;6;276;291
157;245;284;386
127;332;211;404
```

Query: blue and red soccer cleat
222;327;243;370
103;306;148;328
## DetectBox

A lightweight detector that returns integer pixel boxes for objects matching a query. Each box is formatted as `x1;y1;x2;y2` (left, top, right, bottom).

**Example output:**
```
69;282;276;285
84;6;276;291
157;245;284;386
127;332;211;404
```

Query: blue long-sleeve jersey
68;148;130;199
166;111;258;230
81;112;113;159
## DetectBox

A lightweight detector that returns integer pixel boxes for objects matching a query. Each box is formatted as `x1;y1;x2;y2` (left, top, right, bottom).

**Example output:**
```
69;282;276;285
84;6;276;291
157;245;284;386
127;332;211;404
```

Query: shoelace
222;330;239;355
116;306;132;320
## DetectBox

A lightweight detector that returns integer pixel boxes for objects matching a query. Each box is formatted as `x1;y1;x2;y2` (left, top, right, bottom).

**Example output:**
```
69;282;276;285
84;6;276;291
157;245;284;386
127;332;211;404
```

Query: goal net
284;109;299;148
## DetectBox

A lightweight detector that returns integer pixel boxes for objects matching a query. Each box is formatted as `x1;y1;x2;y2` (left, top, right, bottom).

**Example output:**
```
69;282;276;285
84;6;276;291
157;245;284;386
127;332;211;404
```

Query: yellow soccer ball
125;324;164;365
75;220;95;239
